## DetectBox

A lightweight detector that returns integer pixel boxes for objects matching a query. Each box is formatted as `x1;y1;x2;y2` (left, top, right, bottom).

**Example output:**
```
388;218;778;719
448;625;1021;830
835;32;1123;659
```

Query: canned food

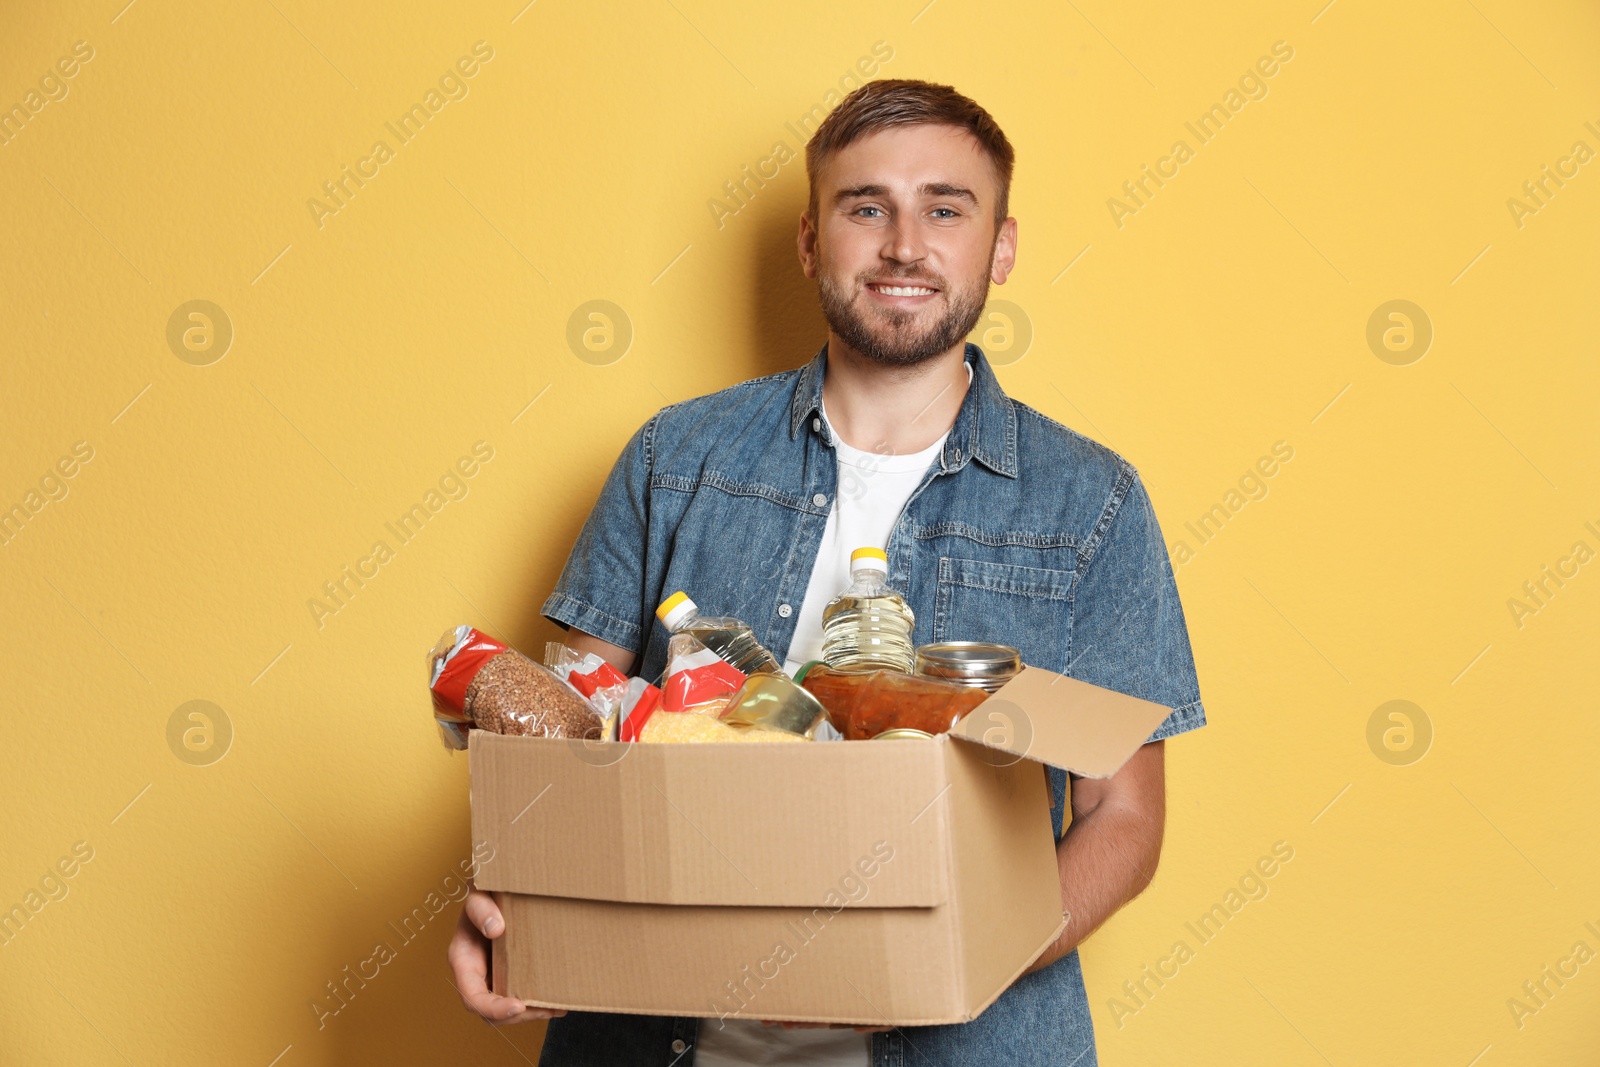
872;727;935;741
719;672;826;738
913;642;1022;693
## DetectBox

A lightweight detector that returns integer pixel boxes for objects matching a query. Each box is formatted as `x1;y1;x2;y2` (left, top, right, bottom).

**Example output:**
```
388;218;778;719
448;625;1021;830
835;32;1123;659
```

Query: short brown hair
805;78;1015;231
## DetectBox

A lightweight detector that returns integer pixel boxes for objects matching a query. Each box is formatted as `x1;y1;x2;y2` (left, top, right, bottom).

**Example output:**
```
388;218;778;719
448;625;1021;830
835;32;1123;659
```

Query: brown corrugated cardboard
472;737;950;907
949;666;1176;778
471;664;1171;1025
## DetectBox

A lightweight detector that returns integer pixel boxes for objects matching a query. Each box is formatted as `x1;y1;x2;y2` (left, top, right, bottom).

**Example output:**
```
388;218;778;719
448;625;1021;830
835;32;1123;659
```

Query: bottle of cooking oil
821;547;916;674
656;592;784;676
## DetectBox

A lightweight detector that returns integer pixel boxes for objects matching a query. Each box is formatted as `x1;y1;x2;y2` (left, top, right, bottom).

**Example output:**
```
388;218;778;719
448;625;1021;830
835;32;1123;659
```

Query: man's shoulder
646;367;803;438
1008;396;1141;493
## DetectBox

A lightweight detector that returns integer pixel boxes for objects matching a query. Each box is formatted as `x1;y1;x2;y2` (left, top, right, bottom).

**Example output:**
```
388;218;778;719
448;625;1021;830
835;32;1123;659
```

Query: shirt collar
788;341;1019;479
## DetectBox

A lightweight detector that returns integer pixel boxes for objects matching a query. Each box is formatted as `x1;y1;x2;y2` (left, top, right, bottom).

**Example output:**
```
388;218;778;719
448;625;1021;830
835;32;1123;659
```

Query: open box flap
947;667;1172;779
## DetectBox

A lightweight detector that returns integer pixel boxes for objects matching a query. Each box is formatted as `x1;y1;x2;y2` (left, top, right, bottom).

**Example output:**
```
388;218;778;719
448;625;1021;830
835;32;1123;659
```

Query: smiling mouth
865;281;940;298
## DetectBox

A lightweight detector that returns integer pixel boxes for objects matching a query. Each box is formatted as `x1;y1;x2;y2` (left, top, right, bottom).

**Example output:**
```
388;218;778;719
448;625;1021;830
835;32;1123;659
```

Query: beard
815;243;994;368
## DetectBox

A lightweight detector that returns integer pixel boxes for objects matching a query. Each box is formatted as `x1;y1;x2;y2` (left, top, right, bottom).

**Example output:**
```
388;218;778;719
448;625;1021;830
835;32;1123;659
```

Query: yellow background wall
3;1;1597;1063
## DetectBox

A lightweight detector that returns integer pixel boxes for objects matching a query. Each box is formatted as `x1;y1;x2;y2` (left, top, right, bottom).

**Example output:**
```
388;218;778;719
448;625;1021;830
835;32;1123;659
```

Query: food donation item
872;728;936;740
544;642;629;740
799;663;991;741
659;633;748;713
427;626;602;749
635;633;808;744
617;676;664;742
720;673;827;738
821;547;916;674
638;699;806;744
913;642;1022;693
656;592;784;676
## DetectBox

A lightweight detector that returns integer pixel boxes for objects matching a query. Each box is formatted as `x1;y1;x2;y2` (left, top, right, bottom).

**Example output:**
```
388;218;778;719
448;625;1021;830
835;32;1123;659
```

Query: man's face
802;124;1016;368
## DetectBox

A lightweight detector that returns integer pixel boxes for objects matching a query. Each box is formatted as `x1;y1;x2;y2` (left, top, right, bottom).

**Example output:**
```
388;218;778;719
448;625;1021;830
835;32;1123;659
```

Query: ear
797;210;820;279
990;216;1018;285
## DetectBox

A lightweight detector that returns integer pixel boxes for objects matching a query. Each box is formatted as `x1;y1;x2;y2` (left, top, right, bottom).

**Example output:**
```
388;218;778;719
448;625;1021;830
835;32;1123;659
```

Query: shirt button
777;603;792;618
812;493;827;507
671;1039;687;1053
812;417;821;432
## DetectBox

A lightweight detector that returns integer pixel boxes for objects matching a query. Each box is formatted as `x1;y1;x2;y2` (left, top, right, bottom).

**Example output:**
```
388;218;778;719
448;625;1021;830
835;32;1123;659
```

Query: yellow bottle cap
656;591;693;624
851;547;888;564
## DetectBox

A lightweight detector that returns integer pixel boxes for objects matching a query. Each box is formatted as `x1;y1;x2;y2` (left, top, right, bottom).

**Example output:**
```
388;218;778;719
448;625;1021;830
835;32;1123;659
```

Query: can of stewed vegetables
912;642;1022;692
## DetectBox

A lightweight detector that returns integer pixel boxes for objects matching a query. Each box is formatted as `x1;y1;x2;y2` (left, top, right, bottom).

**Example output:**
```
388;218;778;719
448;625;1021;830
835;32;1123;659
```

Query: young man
449;78;1206;1066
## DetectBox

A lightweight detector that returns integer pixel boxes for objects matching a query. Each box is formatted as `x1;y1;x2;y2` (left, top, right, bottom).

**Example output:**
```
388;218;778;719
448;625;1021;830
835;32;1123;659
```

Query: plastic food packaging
544;642;630;741
820;547;916;674
660;632;749;712
637;633;805;744
427;625;602;749
638;697;805;744
656;591;784;675
798;663;991;741
618;676;664;742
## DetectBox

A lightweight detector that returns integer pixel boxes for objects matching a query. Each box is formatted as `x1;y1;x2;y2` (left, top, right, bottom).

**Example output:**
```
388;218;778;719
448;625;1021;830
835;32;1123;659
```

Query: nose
880;212;930;267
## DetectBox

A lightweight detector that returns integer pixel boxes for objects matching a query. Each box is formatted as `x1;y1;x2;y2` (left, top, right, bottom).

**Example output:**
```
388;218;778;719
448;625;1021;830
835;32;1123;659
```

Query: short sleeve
1068;469;1206;743
540;415;656;653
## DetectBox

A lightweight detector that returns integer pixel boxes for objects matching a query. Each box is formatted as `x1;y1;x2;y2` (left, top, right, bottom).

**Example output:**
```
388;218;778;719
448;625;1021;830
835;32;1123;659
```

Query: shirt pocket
931;557;1074;671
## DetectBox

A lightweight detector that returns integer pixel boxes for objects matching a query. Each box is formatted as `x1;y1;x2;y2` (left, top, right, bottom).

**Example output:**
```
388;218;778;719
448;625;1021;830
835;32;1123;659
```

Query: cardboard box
471;666;1171;1026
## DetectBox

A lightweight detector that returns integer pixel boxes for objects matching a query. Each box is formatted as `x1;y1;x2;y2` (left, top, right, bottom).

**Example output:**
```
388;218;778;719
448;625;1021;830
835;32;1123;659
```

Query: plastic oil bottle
656;592;784;675
820;547;916;674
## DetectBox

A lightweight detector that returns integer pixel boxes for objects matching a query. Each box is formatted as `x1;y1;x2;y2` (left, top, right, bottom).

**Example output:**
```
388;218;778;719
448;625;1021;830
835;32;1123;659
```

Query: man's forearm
567;629;637;674
1023;787;1163;974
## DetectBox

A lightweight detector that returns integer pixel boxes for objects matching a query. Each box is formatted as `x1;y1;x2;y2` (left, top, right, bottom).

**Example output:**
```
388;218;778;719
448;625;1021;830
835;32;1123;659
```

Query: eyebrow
833;181;980;208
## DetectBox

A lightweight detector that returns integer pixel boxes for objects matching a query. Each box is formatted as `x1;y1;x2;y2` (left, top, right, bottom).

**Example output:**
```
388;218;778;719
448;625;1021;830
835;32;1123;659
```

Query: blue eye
932;208;957;219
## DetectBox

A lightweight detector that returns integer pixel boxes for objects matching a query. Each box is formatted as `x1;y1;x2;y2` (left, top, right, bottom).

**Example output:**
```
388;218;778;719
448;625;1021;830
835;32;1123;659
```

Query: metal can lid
913;641;1021;677
914;641;1021;664
871;727;936;740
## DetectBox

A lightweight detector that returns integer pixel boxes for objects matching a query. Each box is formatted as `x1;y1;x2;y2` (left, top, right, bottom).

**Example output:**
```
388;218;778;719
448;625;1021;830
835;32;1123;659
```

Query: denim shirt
538;342;1206;1067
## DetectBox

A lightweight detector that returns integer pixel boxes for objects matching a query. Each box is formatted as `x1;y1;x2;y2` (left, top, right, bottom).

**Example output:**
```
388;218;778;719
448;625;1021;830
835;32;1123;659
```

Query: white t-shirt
781;362;967;675
697;366;964;1067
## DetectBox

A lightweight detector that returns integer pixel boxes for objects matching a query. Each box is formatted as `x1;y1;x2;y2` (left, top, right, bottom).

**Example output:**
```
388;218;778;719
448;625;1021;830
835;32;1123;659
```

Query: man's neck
819;338;971;456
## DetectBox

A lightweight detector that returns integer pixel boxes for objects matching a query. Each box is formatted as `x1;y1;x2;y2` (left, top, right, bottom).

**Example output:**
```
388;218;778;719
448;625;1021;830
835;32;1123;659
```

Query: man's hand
1024;740;1166;975
448;889;568;1025
447;628;621;1026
